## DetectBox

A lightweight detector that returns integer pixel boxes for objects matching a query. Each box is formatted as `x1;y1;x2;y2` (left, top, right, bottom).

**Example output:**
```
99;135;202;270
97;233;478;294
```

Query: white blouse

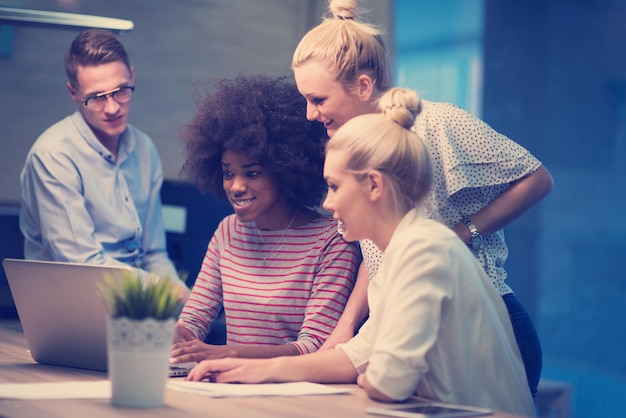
339;209;535;417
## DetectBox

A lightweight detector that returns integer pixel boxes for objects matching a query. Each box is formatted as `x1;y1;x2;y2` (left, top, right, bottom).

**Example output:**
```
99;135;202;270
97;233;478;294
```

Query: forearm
336;263;370;332
319;264;369;351
305;238;362;350
275;347;358;383
185;343;359;384
171;339;303;363
454;165;554;243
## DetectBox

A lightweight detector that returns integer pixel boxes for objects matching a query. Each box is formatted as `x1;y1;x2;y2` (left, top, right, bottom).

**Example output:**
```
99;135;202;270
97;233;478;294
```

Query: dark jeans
502;293;542;397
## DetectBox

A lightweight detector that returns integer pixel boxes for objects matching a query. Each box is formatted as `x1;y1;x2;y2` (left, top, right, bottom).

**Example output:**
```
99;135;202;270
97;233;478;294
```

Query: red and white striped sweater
179;213;360;354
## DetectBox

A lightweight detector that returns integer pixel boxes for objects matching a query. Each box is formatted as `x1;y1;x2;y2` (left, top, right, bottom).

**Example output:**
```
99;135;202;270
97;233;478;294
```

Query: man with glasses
19;29;189;300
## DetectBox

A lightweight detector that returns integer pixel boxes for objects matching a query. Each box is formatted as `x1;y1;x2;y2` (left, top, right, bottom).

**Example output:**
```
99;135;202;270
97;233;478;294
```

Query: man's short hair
64;29;131;87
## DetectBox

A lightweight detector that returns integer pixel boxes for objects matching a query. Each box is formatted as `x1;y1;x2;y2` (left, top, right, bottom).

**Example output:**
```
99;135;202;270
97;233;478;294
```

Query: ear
67;81;80;104
357;74;375;102
365;170;385;202
129;65;135;84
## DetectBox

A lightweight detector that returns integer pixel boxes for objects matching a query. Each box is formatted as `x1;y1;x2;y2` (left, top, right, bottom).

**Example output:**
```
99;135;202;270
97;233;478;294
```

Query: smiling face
322;149;372;242
67;61;134;150
294;59;373;137
221;149;285;229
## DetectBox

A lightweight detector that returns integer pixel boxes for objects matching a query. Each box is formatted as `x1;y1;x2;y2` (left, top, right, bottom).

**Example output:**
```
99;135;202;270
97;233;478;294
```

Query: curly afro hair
180;75;328;209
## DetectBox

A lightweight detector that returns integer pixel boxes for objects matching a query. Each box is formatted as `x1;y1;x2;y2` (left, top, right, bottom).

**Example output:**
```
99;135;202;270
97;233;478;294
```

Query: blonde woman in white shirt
185;87;536;418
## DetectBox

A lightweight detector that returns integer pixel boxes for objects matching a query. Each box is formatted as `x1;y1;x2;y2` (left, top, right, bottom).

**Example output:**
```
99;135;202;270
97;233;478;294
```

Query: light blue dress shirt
19;111;183;285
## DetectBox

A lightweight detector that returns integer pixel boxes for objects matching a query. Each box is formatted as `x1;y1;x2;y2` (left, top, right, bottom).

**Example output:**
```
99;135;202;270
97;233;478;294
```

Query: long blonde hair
326;87;432;216
292;0;391;98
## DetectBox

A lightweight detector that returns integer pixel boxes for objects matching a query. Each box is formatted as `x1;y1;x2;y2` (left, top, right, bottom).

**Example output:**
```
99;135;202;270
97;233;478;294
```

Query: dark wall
483;1;626;416
0;0;392;203
482;0;550;326
0;206;22;318
161;180;233;287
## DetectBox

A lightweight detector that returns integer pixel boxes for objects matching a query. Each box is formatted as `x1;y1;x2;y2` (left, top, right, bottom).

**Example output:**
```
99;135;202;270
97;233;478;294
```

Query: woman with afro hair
170;75;360;363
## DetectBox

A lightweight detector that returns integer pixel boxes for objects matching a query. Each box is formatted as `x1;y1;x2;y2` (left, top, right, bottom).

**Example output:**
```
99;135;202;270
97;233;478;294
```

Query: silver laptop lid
2;258;130;371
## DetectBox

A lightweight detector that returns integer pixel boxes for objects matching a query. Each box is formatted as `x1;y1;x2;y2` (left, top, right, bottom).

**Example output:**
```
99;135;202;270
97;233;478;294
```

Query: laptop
2;258;195;376
3;258;132;371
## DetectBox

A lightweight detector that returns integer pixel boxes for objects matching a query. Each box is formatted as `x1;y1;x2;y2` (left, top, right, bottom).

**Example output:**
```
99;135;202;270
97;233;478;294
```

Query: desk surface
0;320;525;418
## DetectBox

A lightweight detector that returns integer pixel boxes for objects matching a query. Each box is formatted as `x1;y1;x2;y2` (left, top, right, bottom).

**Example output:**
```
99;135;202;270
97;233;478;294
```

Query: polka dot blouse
361;100;543;295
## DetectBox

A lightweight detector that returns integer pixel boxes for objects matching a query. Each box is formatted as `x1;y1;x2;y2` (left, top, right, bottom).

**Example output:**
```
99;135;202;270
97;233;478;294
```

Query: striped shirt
179;213;360;354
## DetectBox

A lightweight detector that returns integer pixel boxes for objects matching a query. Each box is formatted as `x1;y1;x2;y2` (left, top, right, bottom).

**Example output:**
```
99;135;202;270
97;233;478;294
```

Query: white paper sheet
0;380;111;399
0;380;351;400
167;380;352;397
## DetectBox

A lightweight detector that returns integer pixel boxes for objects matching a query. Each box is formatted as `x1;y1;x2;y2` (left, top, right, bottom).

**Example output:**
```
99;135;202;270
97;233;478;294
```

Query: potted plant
100;271;181;408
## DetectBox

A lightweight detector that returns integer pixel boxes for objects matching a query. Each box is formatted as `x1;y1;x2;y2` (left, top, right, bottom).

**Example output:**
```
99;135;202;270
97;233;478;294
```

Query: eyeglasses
82;85;135;109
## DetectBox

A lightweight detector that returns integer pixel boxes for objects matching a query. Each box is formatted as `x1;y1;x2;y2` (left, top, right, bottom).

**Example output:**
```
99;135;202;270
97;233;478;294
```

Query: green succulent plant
99;270;180;320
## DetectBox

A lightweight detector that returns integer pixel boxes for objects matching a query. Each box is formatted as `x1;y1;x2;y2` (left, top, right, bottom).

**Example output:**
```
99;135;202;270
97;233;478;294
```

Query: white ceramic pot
107;316;175;407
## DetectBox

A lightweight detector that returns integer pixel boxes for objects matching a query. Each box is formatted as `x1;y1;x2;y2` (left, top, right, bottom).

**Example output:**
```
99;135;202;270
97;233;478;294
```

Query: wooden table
0;320;526;417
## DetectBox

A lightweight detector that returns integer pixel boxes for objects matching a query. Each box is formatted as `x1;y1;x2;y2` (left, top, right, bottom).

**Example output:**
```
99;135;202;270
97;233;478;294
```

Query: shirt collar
71;111;134;163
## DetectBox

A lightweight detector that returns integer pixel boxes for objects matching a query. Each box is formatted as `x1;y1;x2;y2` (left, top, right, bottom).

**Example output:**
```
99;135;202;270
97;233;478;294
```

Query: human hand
170;338;236;364
185;357;277;383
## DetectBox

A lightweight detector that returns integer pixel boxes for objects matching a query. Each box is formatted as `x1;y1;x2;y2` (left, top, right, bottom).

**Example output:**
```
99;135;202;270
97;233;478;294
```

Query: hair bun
329;0;361;20
379;88;420;129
